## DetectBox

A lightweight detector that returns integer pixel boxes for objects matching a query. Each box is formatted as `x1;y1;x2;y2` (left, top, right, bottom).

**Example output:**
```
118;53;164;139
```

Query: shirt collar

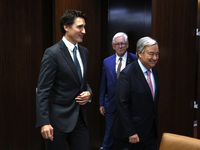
116;51;127;62
62;36;78;52
138;59;152;73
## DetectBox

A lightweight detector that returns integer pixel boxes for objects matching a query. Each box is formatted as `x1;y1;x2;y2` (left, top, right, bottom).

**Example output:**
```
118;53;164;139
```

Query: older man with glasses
99;32;137;150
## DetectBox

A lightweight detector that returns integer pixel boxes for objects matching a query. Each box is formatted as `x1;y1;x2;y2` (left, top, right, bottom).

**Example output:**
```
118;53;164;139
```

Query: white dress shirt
62;36;84;77
138;59;155;95
115;51;127;73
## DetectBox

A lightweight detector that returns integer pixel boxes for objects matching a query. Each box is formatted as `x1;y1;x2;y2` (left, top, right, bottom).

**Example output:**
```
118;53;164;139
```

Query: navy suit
99;52;136;149
36;40;92;150
111;60;160;150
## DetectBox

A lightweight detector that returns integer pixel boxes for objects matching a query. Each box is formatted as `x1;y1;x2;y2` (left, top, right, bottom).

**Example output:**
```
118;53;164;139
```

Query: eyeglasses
114;43;127;47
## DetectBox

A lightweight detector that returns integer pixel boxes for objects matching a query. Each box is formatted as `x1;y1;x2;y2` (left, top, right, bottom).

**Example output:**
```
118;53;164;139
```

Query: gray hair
136;36;158;58
112;32;128;44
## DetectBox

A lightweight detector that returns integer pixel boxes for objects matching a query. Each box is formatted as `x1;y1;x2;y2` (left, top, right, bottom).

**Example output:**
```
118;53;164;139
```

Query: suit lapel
111;55;117;81
152;68;159;101
126;52;134;65
78;45;86;83
58;40;81;85
135;61;153;97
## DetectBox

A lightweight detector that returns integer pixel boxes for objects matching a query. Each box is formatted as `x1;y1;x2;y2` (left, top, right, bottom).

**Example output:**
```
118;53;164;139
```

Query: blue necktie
73;46;82;81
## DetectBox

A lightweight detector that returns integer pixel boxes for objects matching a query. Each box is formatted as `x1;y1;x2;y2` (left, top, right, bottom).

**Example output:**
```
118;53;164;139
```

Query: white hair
136;36;158;58
112;32;128;44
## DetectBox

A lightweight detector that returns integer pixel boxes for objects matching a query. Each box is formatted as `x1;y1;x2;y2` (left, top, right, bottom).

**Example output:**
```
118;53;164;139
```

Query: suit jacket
99;52;137;113
111;60;160;142
36;40;92;133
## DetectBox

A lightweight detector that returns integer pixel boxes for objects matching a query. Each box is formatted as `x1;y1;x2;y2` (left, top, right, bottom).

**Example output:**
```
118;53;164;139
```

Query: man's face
64;17;86;44
112;36;128;57
138;44;159;69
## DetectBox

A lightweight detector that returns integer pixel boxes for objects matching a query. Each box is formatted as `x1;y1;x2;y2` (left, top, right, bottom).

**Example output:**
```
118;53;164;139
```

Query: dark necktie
147;70;154;99
116;57;122;78
73;46;82;81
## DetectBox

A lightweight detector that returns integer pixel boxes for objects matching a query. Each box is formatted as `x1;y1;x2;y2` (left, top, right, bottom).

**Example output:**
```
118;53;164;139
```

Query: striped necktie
116;57;122;78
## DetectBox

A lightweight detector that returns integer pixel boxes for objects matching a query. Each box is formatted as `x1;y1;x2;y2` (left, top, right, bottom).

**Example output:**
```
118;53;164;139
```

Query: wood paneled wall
197;36;200;138
152;0;197;138
107;0;152;57
0;0;45;149
197;0;200;139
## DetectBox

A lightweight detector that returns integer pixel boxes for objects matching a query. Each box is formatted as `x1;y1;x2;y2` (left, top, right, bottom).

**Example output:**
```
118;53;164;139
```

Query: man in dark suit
36;9;92;150
99;32;137;150
111;37;160;150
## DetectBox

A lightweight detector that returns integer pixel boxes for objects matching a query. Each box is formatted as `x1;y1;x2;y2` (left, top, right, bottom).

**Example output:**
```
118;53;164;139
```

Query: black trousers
45;113;90;150
113;136;158;150
113;126;158;150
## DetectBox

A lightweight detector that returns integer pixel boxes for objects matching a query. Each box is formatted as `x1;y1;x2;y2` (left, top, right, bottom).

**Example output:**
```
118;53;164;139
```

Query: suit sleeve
99;60;107;106
83;48;93;102
86;82;92;103
115;71;137;137
36;49;57;128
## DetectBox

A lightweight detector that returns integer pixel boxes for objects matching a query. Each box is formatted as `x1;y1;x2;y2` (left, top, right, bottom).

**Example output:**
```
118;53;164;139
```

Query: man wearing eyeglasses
111;37;160;150
99;32;137;150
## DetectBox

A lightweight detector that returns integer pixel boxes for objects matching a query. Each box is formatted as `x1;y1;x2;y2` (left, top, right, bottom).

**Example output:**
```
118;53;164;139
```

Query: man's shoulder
78;44;88;51
127;52;137;59
123;60;138;72
77;44;89;56
104;54;115;62
78;44;86;49
46;40;63;51
43;42;61;56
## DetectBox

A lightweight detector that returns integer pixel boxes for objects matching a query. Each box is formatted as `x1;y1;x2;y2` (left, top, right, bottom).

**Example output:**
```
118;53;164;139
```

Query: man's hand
99;106;105;116
75;91;91;105
41;125;54;141
129;134;140;143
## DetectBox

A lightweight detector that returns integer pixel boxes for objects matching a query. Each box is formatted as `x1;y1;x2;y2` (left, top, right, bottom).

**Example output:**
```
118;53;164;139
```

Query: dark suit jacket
99;52;137;113
36;40;92;133
111;60;159;142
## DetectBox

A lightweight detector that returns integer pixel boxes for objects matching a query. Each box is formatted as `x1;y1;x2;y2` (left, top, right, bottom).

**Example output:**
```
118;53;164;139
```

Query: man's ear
64;25;69;32
112;43;115;49
126;42;129;48
138;50;142;58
